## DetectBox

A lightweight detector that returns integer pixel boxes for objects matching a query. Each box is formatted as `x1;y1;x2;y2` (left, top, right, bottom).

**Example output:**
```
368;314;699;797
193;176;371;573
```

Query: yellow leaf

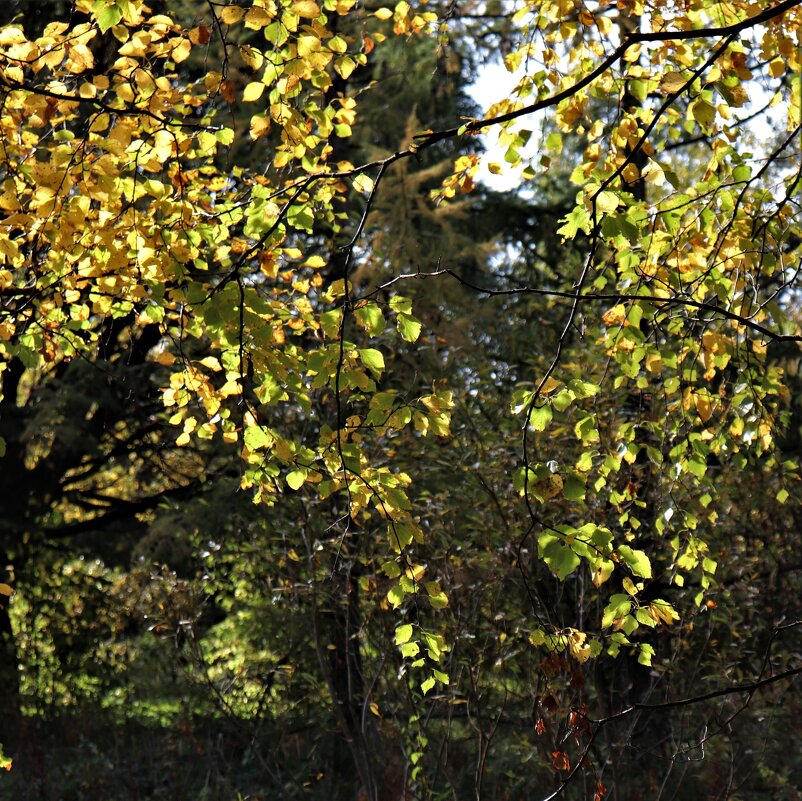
292;0;321;18
641;161;665;185
297;34;320;57
769;58;785;78
240;45;264;70
334;55;357;80
244;6;273;28
0;583;12;597
353;173;374;194
250;114;271;139
0;27;26;46
602;304;626;327
659;70;686;94
219;5;245;23
66;43;94;73
567;629;591;663
172;38;191;63
539;376;562;396
374;7;393;18
242;81;265;102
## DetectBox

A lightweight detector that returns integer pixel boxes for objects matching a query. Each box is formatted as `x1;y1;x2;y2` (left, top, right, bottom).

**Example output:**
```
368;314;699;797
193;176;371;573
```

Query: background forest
1;0;802;800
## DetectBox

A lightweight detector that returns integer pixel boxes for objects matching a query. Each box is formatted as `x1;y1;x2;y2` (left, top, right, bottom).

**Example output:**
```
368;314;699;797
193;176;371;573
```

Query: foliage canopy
1;0;802;797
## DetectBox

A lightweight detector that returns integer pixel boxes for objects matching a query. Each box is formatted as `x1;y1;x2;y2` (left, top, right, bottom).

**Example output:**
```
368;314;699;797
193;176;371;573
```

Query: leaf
387;583;405;609
563;473;585;502
528;404;552;432
242;82;265;102
557;206;590;239
637;643;655;667
389;296;413;314
219;5;245;23
354;303;385;335
334;55;357;80
292;0;321;17
172;38;191;63
286;469;307;490
353;174;375;194
539;536;580;581
244;6;273;27
400;641;420;658
691;98;716;129
602;594;632;628
421;676;435;695
595;190;619;215
432;668;449;684
659;70;686;94
359;348;385;379
424;580;448;608
95;4;123;32
244;426;273;450
0;583;13;597
397;313;421;342
617;545;652;579
395;623;414;644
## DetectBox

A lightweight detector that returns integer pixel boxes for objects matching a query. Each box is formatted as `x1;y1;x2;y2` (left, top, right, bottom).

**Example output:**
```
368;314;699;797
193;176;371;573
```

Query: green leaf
602;594;632;628
563;473;585;502
389;521;416;553
94;2;123;32
359;348;385;379
637;643;655;667
389;295;413;314
395;623;414;645
545;132;563;152
319;309;342;339
528;404;552;432
387;583;405;609
381;560;401;578
424;580;449;609
400;641;420;658
244;425;272;450
691;98;716;129
551;389;575;412
568;380;599;398
286;468;307;490
539;535;581;581
354;302;386;335
557;206;590;240
421;676;435;695
287;204;315;231
574;415;599;444
397;313;422;342
618;545;652;579
510;388;534;415
596;190;619;215
0;742;10;771
215;127;235;146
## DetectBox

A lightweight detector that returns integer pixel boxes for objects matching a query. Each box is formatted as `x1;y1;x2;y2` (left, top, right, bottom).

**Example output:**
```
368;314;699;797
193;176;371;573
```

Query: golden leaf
292;0;321;18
